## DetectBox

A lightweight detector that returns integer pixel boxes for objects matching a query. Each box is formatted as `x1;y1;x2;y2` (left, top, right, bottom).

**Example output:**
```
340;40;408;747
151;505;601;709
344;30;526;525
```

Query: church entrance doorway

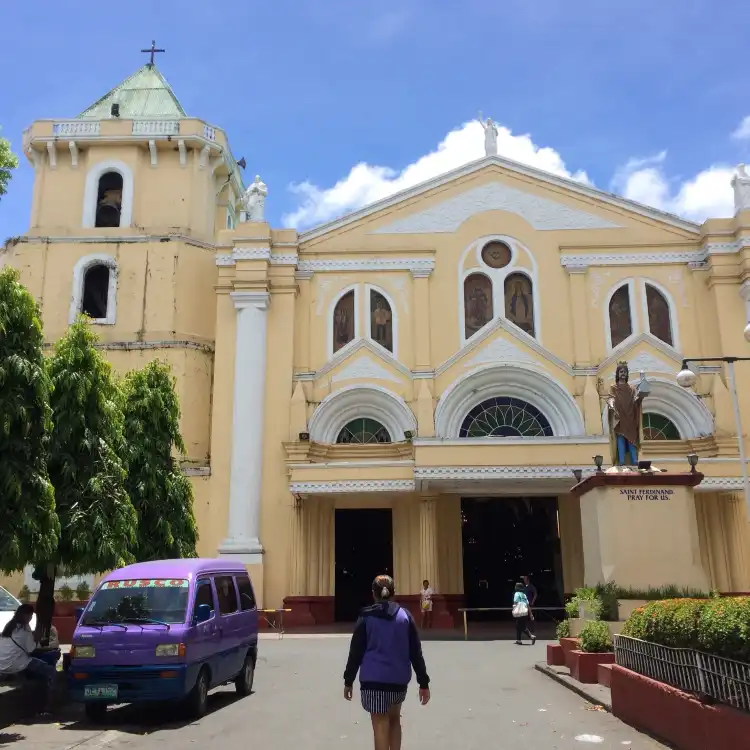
461;496;563;622
334;509;393;622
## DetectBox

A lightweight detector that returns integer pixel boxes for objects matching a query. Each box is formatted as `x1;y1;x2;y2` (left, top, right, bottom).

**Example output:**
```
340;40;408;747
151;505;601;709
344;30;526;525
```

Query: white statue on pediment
732;164;750;214
479;112;498;157
241;175;268;222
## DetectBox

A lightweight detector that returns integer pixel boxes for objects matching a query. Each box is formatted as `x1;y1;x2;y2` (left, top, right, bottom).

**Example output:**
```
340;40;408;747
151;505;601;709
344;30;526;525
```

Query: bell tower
8;47;246;483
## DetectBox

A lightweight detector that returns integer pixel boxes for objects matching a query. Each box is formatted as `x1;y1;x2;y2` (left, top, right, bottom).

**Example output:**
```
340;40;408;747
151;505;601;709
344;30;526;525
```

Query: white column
219;290;270;561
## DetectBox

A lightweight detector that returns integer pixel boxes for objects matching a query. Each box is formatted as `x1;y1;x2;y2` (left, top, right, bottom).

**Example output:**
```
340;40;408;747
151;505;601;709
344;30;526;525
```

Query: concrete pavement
1;637;667;749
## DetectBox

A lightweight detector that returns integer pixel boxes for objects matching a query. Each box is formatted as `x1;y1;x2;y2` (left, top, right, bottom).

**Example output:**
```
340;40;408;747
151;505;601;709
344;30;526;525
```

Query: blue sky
2;0;750;238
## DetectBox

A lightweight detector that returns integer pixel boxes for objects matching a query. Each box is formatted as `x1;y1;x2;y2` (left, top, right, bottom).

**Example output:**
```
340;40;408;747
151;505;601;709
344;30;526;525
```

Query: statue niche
370;291;393;353
464;273;493;339
333;290;355;353
504;273;535;337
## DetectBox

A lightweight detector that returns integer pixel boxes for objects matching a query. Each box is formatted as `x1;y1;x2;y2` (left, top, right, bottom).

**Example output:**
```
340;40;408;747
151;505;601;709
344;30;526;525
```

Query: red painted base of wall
547;644;566;666
52;616;76;644
282;596;335;626
598;663;613;688
611;665;750;750
569;651;615;684
559;637;581;669
398;594;465;629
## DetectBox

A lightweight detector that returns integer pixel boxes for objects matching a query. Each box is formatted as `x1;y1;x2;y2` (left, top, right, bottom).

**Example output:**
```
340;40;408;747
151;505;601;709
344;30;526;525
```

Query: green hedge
621;597;750;662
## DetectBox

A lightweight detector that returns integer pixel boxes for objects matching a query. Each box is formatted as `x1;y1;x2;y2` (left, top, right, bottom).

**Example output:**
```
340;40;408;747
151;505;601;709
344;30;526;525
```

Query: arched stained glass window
459;397;553;438
642;413;680;440
645;284;674;346
336;418;392;444
609;285;633;348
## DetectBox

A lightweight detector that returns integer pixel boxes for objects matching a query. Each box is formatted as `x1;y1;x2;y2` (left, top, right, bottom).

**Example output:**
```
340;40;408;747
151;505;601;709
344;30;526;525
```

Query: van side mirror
195;604;212;624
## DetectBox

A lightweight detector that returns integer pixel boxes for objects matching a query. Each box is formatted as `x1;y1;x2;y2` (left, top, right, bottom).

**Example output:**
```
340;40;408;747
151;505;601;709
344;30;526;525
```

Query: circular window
481;241;512;269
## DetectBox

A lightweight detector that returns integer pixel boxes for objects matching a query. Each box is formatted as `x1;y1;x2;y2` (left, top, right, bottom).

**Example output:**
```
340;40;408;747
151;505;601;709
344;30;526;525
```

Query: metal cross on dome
140;40;165;66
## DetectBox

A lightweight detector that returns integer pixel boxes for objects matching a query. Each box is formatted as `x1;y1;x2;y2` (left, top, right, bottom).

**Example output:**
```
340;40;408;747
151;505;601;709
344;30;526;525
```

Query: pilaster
566;265;592;366
412;269;432;370
419;493;440;589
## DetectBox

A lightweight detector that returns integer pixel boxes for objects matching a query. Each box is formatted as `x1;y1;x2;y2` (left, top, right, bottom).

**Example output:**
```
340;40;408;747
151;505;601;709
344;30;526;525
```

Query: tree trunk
35;567;56;647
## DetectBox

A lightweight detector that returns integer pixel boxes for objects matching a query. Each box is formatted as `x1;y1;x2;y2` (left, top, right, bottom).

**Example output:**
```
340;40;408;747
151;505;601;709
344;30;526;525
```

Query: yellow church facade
4;62;750;623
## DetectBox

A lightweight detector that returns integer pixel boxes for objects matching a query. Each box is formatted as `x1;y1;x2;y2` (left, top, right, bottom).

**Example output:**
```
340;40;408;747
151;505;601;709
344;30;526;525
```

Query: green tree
0;132;19;200
0;267;59;574
122;360;198;560
36;318;137;637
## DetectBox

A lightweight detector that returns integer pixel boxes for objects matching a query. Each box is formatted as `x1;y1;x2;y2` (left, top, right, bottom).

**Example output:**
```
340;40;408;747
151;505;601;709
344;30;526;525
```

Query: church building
4;57;750;623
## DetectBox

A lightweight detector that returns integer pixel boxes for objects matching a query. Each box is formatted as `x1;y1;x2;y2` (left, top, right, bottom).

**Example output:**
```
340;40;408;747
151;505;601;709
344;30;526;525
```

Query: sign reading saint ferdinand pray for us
620;488;675;501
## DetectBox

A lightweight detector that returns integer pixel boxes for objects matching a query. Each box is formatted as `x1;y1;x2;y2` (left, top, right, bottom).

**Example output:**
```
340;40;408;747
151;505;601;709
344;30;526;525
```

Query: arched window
459;397;553;438
609;285;633;348
642;413;680;440
95;172;124;228
464;273;493;339
504;273;535;337
333;290;355;353
336;418;391;444
645;284;673;346
369;289;393;353
81;265;111;319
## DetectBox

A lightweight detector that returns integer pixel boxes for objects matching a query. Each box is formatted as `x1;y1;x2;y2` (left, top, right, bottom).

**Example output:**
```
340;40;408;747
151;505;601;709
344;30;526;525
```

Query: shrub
621;596;750;662
566;587;603;620
75;581;91;601
17;585;31;603
697;597;750;663
615;584;709;601
58;584;74;602
580;620;612;653
556;619;570;640
594;581;619;621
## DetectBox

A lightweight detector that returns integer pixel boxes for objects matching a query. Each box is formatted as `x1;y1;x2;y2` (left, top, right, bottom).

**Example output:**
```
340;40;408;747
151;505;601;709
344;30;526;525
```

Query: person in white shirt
419;580;434;629
0;604;55;709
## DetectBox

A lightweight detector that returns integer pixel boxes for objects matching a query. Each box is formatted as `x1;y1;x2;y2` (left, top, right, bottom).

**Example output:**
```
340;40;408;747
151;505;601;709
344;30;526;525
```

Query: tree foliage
0;267;59;573
0;133;19;200
45;319;137;575
122;360;198;560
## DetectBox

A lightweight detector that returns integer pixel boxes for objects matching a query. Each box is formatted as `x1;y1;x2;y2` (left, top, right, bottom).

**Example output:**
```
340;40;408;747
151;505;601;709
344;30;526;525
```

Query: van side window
193;579;214;619
214;575;239;615
235;575;256;611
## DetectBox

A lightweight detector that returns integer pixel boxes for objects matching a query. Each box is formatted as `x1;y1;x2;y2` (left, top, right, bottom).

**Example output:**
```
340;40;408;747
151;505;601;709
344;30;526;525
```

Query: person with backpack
343;574;431;750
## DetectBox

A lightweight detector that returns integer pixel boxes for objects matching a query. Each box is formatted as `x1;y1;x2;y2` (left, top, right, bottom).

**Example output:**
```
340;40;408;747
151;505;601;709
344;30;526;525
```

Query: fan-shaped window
609;285;632;348
95;172;123;228
369;290;393;353
464;273;493;339
333;290;355;353
81;265;111;319
504;273;535;337
459;397;553;438
336;418;391;444
646;284;673;346
642;413;680;440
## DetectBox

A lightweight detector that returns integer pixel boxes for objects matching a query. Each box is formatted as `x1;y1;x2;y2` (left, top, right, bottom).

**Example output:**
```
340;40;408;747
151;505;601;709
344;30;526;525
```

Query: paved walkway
1;638;667;749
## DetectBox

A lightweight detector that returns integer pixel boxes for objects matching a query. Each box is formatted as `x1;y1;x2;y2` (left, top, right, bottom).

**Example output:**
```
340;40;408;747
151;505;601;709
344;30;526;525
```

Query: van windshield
82;579;190;626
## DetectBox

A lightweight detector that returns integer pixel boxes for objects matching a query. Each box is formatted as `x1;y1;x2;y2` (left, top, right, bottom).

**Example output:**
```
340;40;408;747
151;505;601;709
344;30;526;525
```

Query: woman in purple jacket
343;575;431;750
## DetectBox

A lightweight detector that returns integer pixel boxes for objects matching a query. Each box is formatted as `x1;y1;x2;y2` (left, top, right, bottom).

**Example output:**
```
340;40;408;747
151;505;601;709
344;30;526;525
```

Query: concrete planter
569;650;615;684
559;637;581;668
611;665;750;750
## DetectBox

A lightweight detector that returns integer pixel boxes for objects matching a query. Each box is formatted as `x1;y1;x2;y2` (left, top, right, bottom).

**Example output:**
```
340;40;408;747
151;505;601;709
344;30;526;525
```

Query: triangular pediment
371;179;622;234
315;339;411;383
435;318;573;382
598;335;682;379
299;155;700;243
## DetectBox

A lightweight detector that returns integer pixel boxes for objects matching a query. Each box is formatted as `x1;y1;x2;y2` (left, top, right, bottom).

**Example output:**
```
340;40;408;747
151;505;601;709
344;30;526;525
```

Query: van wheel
235;651;255;696
187;668;210;719
85;703;107;722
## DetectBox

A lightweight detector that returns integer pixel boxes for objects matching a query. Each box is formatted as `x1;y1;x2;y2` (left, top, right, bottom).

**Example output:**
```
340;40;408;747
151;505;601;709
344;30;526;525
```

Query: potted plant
18;585;31;603
569;620;615;683
75;581;91;602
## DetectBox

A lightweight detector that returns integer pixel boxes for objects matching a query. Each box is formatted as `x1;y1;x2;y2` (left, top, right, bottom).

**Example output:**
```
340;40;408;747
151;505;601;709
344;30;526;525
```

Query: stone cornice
289;479;415;494
17;234;217;250
296;257;435;274
230;290;270;309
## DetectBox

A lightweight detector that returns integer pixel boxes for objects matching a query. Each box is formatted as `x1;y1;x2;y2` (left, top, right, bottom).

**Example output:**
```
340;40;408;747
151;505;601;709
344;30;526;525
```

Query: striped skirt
360;687;407;714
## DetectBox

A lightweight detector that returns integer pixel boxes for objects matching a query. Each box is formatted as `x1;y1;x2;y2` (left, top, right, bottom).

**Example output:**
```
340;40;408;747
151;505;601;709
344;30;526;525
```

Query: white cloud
732;115;750;141
282;120;591;229
612;151;734;222
283;119;736;230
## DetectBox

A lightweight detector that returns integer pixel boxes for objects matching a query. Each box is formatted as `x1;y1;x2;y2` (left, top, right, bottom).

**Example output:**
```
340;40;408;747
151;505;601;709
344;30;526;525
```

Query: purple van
69;559;258;721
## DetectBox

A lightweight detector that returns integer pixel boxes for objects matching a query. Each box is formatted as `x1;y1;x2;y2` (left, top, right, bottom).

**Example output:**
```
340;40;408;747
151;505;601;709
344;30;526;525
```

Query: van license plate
85;685;118;699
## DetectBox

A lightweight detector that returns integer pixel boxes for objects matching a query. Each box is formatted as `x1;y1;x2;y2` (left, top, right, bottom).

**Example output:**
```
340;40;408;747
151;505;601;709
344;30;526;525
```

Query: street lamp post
676;357;750;518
